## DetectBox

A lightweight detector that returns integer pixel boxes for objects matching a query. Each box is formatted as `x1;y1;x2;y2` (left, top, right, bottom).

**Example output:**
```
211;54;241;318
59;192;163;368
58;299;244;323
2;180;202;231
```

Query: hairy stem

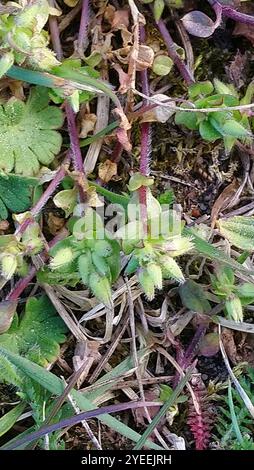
6;229;69;301
208;0;254;26
155;18;195;86
15;160;69;237
77;0;90;55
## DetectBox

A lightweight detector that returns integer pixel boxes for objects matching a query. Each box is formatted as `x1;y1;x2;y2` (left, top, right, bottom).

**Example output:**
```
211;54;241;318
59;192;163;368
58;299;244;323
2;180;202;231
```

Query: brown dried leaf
0;300;17;334
99;159;117;183
47;212;65;235
211;179;239;228
113;63;131;94
233;22;254;45
73;340;100;389
221;327;239;364
111;9;130;30
136;45;154;71
226;50;247;88
116;127;132;152
79;113;97;138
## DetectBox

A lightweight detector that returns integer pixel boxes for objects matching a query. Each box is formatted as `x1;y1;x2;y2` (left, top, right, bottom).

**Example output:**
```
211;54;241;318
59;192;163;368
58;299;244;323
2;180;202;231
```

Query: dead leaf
73;340;100;388
141;94;176;123
221;327;239;364
99;159;118;183
112;9;130;30
134;387;160;426
113;63;131;94
211;179;239;228
79;112;97;138
115;127;132;152
226;50;247;88
0;220;9;233
47;212;65;235
64;0;79;7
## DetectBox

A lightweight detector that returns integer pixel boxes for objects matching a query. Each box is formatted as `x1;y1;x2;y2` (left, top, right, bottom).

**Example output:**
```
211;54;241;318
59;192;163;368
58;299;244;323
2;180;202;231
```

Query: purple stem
65;103;84;175
156;19;195;86
5;400;161;450
6;229;68;302
208;0;254;25
138;26;152;229
15;161;69;237
77;0;90;54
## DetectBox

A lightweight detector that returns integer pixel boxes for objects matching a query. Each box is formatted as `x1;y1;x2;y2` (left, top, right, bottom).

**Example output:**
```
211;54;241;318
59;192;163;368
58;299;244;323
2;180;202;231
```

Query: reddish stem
77;0;90;54
6;229;69;301
209;0;254;25
138;27;152;232
156;19;195;86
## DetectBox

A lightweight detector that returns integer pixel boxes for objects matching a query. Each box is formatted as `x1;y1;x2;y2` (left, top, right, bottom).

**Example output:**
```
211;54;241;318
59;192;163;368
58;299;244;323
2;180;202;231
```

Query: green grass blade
0;402;26;438
133;368;192;450
0;346;162;450
228;380;244;444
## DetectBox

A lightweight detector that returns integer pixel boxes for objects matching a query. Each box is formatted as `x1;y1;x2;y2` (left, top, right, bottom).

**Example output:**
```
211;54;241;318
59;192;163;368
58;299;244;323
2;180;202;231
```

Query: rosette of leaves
175;80;252;153
0;0;59;77
0;86;64;176
47;208;120;307
210;265;254;322
0;173;37;219
115;173;193;300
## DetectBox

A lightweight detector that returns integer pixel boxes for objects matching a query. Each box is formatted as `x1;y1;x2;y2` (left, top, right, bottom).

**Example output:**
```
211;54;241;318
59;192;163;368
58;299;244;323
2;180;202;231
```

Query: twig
208;0;254;26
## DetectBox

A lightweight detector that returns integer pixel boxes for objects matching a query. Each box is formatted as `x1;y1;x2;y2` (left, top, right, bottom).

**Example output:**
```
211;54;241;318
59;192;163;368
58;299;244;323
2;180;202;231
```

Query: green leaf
184;227;254;275
154;0;165;22
0;403;26;438
175;110;199;130
188;81;214;99
217;216;254;251
221;120;250;138
0;52;14;78
0;296;67;366
152;55;173;76
199;120;222;141
0;173;37;220
213;79;238;98
0;347;162;450
0;87;64;176
179;279;211;313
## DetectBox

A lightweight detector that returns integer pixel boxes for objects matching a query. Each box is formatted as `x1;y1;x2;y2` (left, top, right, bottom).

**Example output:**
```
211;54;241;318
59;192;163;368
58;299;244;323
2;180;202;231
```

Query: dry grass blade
219;325;254;419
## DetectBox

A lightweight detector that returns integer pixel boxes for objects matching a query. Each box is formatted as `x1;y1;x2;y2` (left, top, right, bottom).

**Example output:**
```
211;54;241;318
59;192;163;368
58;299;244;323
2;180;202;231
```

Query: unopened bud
225;295;243;322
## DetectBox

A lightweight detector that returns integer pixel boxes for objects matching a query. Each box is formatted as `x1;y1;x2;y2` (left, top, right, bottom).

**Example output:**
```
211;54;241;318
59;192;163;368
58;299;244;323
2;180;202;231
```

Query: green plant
210;265;254;322
0;173;37;219
0;86;63;176
47;208;120;307
0;0;59;76
115;174;193;300
216;368;254;449
0;296;67;366
175;80;252;153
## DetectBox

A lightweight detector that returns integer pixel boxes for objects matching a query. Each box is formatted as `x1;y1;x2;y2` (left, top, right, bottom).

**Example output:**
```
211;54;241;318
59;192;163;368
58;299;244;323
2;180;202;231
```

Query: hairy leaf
0;87;64;176
0;174;37;220
0;296;67;366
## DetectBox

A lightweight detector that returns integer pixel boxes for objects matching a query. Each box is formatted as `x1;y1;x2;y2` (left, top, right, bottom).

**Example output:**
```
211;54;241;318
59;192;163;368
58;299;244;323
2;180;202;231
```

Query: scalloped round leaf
0;87;64;176
181;11;217;38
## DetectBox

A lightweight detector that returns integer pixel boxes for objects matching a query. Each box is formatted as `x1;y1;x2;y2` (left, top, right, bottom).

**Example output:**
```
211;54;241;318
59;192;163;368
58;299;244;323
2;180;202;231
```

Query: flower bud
88;272;112;308
225;295;243;322
163;237;193;257
1;254;17;280
160;256;185;283
50;247;74;270
147;263;163;290
138;268;155;301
